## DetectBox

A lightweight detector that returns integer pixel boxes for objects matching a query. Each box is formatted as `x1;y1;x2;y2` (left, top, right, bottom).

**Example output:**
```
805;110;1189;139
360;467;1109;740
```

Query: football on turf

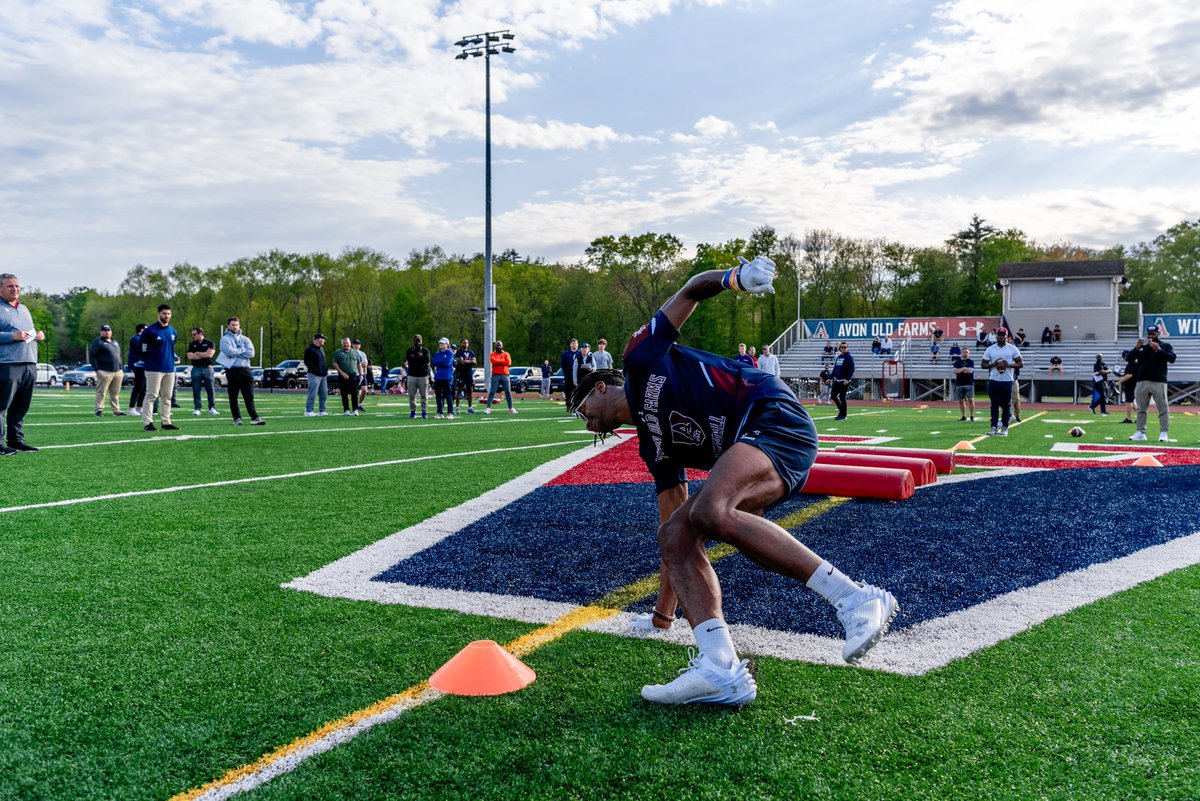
1069;426;1085;437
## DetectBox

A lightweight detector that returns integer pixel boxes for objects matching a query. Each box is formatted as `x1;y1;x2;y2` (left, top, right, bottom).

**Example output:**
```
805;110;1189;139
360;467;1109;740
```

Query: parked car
471;368;485;392
262;360;307;389
174;365;194;386
550;368;565;394
62;365;97;386
211;365;228;388
251;368;264;387
508;366;541;393
375;367;405;390
36;363;61;387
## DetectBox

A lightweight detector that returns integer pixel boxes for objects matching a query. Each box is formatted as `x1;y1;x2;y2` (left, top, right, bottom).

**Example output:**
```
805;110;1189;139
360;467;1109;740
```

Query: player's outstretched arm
659;256;775;332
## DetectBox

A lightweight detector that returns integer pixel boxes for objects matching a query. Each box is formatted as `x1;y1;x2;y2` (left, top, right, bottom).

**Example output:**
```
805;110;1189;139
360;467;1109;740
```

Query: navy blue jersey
138;322;178;373
623;311;796;492
832;352;855;380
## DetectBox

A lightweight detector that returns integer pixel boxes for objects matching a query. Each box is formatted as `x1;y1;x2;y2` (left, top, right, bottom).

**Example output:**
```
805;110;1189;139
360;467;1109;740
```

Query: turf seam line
0;441;581;514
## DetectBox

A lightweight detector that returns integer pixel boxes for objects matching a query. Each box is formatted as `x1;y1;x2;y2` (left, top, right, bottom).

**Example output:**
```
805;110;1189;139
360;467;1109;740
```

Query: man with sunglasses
570;256;898;708
830;341;855;420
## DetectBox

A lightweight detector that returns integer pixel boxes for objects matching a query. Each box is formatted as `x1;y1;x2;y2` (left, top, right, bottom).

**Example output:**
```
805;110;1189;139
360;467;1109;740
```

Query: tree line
20;216;1200;367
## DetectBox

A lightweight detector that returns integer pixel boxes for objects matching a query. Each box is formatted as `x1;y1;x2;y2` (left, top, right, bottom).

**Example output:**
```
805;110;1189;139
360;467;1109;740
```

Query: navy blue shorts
735;398;819;499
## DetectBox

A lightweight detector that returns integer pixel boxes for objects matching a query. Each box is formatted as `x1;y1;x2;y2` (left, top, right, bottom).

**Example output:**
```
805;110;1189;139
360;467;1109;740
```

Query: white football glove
735;255;776;295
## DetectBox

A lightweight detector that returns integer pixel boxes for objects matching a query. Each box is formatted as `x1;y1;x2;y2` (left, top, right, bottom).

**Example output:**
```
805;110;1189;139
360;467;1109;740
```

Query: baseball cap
996;327;1008;335
100;324;112;331
582;343;591;348
1121;349;1130;357
352;339;361;344
438;337;450;344
1147;324;1160;333
313;332;325;339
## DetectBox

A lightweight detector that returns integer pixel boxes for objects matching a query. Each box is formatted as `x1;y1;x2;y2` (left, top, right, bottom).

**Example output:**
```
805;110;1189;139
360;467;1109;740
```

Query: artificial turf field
3;388;1198;801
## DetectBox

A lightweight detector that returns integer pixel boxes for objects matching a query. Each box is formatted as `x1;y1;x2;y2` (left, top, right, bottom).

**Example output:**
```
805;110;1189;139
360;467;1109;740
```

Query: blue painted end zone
373;468;1200;638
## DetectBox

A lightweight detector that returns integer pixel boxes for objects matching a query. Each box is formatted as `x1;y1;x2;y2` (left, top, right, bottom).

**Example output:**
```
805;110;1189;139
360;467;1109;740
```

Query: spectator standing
952;346;976;422
1048;354;1063;374
1089;354;1110;415
748;346;759;367
333;337;360;416
88;324;126;417
352;340;369;412
981;327;1023;436
830;342;855;420
0;273;45;454
734;343;755;366
303;333;329;417
486;340;516;414
1114;347;1139;424
578;343;597;381
404;335;431;419
1130;324;1175;443
216;317;265;426
1041;326;1053;346
560;338;581;406
757;344;780;378
540;358;553;397
186;327;218;416
818;364;833;405
138;304;180;432
592;338;614;371
127;323;147;414
454;338;478;414
432;337;456;419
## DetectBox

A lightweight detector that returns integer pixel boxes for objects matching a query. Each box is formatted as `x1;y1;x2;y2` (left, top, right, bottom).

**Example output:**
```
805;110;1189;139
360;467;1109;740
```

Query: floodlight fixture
453;28;517;386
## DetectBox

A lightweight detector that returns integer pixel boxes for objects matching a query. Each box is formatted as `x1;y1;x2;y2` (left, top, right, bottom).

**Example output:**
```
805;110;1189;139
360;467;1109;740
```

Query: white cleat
1129;431;1148;441
209;408;220;416
304;412;317;417
193;409;201;416
836;584;900;664
640;649;757;708
483;408;491;414
1159;432;1170;443
509;408;518;414
446;413;455;420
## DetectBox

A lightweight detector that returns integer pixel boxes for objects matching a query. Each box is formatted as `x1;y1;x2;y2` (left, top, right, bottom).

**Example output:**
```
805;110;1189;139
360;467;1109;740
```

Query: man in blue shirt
571;257;898;708
126;323;147;414
830;341;855;420
138;304;180;431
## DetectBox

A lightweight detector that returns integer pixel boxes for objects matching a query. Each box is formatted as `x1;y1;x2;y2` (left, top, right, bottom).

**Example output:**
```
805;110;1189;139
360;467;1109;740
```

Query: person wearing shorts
570;256;898;708
952;346;976;422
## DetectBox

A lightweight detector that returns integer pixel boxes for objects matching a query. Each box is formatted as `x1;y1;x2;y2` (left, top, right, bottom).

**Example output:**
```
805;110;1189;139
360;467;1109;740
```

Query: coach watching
88;324;126;417
303;333;329;417
0;273;44;454
830;341;855;420
138;304;179;432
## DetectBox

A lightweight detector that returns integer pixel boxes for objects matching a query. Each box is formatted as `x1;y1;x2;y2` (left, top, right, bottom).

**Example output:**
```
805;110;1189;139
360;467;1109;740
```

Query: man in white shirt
756;344;780;378
980;327;1023;436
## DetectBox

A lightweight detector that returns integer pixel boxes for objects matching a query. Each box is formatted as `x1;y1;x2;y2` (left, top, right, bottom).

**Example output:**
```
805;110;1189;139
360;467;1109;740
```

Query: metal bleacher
776;331;1200;404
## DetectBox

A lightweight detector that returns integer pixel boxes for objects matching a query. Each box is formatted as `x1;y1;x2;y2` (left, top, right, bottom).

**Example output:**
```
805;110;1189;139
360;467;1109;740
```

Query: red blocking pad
815;452;937;486
801;464;915;500
834;445;955;474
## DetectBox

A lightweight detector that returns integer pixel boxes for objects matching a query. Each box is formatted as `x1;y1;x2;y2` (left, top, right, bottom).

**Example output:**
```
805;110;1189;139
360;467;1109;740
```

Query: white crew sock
693;618;737;670
806;561;860;605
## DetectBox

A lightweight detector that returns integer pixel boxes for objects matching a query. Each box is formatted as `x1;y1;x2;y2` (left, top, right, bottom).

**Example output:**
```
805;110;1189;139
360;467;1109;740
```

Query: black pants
339;375;358;412
1090;380;1108;413
226;367;259;421
831;380;849;418
454;373;473;410
0;362;35;446
128;367;146;410
563;378;577;408
988;379;1013;428
434;378;453;415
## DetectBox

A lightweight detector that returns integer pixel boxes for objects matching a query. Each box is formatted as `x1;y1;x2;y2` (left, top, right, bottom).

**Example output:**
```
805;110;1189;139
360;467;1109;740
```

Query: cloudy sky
4;0;1199;294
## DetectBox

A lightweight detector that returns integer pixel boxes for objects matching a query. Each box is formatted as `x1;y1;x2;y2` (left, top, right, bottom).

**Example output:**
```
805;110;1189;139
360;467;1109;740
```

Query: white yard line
0;441;582;514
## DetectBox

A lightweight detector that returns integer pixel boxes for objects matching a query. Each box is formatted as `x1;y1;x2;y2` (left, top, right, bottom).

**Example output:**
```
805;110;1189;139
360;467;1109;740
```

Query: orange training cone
428;640;536;696
953;441;976;451
1132;454;1163;467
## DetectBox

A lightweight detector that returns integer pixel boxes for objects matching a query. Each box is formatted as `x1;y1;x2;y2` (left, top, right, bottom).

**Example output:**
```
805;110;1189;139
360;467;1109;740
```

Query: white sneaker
233;418;242;426
988;426;997;436
352;409;359;416
318;412;328;416
835;584;899;664
1129;431;1148;441
193;409;201;416
434;414;443;419
209;408;219;416
1158;432;1169;443
304;412;317;417
344;411;352;416
509;408;518;414
640;649;757;707
446;414;455;420
998;427;1008;437
631;612;674;633
484;408;491;415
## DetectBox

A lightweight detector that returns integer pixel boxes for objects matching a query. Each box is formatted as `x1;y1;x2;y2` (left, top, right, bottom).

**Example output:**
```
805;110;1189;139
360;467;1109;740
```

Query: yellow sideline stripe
169;495;848;800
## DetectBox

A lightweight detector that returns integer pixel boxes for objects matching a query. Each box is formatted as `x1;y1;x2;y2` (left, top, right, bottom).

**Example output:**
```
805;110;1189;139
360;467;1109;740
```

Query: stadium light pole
454;29;516;387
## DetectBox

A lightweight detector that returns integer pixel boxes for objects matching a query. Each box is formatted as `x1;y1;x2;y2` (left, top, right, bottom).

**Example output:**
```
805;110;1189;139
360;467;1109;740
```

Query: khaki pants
142;371;176;426
1135;380;1168;434
95;369;124;414
407;376;428;415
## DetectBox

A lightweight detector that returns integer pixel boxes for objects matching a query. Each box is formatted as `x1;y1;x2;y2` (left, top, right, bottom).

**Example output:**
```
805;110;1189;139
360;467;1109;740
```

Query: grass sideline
2;389;1198;800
